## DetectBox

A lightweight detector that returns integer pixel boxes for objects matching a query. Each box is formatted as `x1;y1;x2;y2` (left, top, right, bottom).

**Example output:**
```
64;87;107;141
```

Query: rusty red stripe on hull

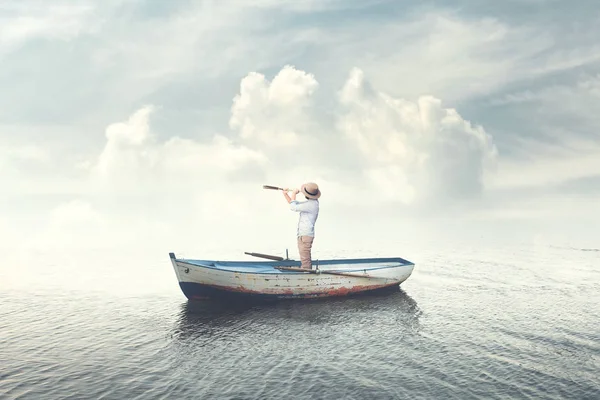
179;281;400;300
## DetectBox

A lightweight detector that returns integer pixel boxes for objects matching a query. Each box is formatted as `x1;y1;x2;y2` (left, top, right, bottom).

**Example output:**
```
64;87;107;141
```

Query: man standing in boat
283;182;321;269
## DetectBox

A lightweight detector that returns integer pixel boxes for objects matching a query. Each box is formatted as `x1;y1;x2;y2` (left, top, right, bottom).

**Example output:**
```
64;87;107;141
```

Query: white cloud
20;199;108;253
39;63;498;250
0;141;51;191
229;65;500;207
337;68;499;205
92;105;158;180
5;58;595;230
2;0;599;262
0;143;48;169
311;13;552;103
490;73;600;107
490;149;600;191
90;105;268;192
486;73;600;188
306;9;600;108
0;2;95;53
229;66;320;147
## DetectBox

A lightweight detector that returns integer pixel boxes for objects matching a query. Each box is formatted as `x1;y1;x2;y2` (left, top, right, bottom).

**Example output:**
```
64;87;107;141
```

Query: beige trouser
297;235;314;269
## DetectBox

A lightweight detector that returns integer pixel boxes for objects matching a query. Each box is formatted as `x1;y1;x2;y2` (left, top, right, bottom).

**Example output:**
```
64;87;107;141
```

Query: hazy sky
1;0;599;262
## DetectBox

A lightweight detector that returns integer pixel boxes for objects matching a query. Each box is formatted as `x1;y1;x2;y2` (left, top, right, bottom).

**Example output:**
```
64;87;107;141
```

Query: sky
1;0;599;268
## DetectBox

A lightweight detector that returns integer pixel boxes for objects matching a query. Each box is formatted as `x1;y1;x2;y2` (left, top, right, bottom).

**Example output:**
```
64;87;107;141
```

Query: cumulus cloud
218;66;498;206
229;65;319;147
337;68;498;205
1;63;501;258
74;102;278;250
1;0;599;272
227;65;499;208
91;104;268;192
92;105;158;181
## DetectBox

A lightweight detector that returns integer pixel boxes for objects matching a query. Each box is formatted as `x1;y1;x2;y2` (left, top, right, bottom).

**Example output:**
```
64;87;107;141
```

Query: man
282;182;321;269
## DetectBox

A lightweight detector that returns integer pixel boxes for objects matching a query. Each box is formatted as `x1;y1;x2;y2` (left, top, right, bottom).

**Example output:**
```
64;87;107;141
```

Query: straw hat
301;182;321;199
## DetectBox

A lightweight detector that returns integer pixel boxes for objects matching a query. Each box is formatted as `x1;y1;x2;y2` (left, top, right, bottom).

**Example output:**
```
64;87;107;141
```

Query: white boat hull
169;253;415;300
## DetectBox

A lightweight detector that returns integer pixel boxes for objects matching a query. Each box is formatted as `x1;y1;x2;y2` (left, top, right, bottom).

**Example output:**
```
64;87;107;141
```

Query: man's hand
283;189;291;203
283;187;299;203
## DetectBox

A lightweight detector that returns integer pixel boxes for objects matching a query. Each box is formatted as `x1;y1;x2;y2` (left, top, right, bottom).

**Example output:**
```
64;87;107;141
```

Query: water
1;240;599;399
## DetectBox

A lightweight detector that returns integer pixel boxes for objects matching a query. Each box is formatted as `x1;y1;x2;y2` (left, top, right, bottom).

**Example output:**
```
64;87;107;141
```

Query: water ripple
1;243;600;399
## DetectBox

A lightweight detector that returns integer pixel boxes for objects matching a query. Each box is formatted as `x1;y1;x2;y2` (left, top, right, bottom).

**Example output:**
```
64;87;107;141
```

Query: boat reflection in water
171;286;422;345
164;288;423;398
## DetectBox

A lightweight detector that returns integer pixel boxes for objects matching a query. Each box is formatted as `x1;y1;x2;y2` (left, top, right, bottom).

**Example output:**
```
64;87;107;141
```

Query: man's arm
290;200;312;212
287;189;315;212
283;188;298;204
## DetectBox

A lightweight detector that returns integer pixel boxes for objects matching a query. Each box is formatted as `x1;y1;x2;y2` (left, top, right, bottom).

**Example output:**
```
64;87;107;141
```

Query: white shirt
290;199;319;237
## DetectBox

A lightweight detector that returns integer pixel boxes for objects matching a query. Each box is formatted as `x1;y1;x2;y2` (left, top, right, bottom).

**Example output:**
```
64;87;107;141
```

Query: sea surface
1;238;599;399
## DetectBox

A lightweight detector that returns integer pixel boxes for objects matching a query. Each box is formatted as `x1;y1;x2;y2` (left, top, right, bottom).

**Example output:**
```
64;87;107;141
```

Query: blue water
1;241;599;399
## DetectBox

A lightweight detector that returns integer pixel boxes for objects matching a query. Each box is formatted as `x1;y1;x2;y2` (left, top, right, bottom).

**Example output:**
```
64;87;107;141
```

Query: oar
275;266;384;280
245;252;284;261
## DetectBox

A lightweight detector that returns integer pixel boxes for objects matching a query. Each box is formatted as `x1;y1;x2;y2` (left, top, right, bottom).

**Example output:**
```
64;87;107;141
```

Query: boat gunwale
175;254;413;265
173;258;415;275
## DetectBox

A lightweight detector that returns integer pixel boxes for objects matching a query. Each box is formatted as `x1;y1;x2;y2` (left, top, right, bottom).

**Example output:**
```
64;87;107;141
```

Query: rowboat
168;251;416;301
